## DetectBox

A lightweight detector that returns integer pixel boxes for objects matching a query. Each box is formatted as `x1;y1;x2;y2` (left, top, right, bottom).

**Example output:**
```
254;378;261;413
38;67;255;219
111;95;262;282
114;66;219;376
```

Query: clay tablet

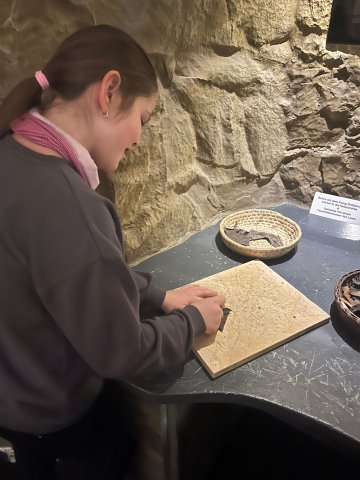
193;260;329;378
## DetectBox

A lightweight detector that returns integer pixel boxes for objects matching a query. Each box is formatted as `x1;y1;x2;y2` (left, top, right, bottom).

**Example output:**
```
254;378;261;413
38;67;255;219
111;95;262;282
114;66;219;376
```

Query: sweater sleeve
131;270;166;318
41;255;205;380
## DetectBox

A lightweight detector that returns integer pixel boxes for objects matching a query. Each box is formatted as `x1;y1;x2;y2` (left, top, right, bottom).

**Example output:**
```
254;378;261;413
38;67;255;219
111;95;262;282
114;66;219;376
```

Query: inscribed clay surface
193;261;329;378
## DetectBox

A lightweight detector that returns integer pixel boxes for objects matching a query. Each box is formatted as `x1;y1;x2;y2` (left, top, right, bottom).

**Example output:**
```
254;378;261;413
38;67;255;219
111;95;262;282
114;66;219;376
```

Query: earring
101;109;109;118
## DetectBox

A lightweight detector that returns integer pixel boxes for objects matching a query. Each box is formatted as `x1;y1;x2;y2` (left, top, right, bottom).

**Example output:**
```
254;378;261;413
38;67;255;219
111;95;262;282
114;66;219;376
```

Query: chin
104;165;118;173
111;160;122;172
100;157;122;173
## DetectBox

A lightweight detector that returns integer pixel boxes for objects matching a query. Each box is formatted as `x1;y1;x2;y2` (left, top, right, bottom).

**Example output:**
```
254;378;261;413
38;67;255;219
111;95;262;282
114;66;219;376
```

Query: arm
133;274;225;334
131;270;166;318
132;270;221;318
41;255;205;379
28;177;214;380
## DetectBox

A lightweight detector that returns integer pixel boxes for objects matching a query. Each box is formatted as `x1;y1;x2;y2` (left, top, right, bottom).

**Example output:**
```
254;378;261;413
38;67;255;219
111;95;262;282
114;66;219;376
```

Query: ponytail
0;77;42;138
0;25;157;139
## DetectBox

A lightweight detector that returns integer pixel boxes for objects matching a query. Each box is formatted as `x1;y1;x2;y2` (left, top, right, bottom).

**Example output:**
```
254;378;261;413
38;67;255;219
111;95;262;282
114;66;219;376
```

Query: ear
98;70;121;113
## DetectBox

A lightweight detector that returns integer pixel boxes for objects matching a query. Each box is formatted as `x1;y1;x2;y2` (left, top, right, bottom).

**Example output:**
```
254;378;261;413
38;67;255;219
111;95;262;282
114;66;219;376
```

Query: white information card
309;192;360;225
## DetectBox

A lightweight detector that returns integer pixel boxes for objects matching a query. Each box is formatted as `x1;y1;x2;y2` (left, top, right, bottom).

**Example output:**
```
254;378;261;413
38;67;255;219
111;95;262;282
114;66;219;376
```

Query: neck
42;100;91;151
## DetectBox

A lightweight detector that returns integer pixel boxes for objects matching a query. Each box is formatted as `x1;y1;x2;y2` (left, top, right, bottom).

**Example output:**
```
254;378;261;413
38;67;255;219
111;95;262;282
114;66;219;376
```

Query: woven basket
334;269;360;335
220;209;302;259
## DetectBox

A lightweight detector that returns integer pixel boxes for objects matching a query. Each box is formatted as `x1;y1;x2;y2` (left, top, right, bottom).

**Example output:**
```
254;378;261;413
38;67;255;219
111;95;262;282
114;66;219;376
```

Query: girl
0;24;225;479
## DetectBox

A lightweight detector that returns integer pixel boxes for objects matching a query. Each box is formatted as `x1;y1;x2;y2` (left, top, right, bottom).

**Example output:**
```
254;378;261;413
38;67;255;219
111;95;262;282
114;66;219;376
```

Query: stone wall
1;0;359;263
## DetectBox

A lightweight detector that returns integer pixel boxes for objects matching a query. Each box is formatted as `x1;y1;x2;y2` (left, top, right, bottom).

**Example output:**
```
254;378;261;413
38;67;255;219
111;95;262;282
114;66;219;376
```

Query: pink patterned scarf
11;113;93;187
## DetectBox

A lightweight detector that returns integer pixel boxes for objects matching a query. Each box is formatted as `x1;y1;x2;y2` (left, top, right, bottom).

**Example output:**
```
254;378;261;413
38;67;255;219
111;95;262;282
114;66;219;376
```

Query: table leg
126;395;165;480
161;404;179;480
124;390;181;480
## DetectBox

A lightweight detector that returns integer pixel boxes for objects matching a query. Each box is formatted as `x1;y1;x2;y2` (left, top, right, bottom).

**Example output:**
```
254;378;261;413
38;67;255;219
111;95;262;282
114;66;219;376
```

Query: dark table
127;203;360;478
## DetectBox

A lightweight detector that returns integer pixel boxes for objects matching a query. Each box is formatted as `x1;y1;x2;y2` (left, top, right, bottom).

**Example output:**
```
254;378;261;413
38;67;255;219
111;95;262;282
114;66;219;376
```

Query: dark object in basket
334;269;360;336
224;228;283;247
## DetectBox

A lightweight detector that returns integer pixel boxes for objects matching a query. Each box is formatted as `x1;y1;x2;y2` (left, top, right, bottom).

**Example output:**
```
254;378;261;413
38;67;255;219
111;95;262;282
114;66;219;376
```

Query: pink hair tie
34;70;49;90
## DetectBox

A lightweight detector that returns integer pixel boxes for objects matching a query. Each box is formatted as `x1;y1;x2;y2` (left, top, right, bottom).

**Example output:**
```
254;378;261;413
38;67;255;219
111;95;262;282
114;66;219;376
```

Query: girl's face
91;93;157;172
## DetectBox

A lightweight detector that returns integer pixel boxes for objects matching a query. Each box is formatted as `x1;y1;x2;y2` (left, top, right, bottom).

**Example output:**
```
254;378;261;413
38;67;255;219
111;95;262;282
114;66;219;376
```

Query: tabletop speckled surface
129;203;360;454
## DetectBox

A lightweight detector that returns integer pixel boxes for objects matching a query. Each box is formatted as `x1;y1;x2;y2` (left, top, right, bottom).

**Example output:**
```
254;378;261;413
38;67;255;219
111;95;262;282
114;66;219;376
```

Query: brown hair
0;24;157;137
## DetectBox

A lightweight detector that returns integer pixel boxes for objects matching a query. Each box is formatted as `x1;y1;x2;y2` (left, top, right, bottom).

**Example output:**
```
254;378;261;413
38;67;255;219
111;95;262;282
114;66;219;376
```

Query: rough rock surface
0;0;359;262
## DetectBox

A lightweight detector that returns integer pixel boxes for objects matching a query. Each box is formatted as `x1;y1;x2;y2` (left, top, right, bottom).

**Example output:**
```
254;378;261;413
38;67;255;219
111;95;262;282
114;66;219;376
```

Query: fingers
182;284;219;298
195;287;218;298
166;285;226;315
206;294;226;308
189;294;229;335
185;286;226;306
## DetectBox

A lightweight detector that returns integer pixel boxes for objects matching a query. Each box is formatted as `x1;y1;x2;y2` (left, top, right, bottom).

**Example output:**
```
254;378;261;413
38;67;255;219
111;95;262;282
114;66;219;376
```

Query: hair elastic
34;71;49;90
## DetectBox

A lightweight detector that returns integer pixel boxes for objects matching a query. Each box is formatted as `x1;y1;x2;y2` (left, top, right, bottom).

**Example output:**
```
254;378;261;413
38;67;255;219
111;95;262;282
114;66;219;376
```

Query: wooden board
192;261;329;378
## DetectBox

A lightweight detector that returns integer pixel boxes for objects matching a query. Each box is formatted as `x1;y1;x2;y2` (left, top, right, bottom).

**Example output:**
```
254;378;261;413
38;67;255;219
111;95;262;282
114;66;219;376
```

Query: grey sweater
0;135;205;434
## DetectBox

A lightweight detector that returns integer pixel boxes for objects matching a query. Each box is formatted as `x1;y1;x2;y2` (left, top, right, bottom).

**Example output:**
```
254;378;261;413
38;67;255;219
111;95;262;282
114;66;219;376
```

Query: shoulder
0;135;123;253
59;164;123;246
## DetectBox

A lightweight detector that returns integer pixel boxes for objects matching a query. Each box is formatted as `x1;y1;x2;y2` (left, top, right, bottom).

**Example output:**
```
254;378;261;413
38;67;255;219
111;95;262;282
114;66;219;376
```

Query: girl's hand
190;295;226;334
161;284;219;314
